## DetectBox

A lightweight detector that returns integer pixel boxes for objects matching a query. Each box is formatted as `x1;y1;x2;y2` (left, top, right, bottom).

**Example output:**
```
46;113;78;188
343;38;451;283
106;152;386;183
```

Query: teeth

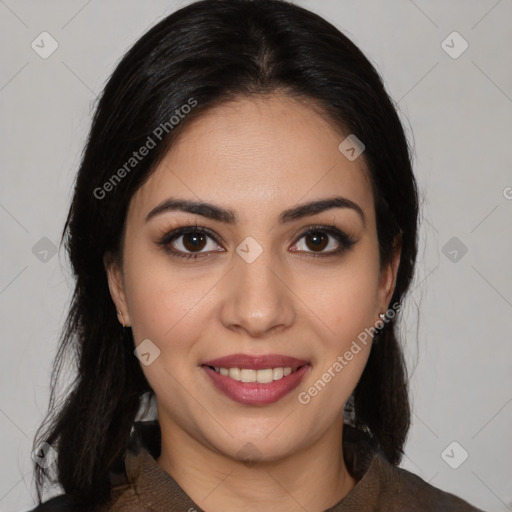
211;366;297;382
273;367;283;380
229;368;241;381
256;369;274;383
240;369;256;382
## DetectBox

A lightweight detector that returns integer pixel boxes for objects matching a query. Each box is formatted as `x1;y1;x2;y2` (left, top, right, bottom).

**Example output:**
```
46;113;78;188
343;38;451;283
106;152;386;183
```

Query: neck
156;413;357;512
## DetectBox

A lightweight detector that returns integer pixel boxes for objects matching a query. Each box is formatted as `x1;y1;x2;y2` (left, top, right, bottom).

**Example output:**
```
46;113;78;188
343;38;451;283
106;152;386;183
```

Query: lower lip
202;365;310;406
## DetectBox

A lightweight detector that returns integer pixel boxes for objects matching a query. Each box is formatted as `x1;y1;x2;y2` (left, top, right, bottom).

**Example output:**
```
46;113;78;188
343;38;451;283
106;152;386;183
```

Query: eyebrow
145;196;365;226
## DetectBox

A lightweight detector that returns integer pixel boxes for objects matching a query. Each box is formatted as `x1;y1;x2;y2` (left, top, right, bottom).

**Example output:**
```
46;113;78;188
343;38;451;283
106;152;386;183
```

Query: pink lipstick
201;353;310;406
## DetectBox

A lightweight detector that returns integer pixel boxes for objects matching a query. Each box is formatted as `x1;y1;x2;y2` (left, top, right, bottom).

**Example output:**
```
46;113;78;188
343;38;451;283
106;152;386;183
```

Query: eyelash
156;222;357;262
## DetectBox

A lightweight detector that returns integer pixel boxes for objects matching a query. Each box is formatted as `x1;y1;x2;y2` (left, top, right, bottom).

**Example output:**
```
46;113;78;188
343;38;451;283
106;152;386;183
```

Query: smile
200;353;311;405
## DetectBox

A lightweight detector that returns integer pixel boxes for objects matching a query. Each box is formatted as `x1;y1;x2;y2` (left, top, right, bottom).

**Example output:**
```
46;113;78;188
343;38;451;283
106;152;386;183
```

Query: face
105;94;399;463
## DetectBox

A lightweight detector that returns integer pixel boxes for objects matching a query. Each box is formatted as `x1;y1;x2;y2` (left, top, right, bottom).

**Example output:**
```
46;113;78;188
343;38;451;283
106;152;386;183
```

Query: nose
219;243;296;338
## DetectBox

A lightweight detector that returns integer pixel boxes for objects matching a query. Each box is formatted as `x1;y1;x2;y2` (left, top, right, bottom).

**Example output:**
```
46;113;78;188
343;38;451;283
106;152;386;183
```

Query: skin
105;94;400;512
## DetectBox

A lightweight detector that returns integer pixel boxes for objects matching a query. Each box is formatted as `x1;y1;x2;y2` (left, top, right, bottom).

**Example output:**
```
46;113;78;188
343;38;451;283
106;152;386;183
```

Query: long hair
33;0;418;507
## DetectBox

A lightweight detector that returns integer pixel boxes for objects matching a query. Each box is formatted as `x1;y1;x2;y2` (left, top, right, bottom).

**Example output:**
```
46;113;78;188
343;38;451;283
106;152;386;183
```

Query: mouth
200;354;311;405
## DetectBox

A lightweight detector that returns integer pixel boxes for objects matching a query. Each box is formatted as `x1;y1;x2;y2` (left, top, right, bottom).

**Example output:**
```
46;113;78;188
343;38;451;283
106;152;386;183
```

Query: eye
290;225;356;257
157;223;357;262
157;225;224;261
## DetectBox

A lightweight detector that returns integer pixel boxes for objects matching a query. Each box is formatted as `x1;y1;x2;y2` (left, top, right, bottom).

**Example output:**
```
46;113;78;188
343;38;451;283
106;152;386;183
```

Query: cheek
122;262;210;401
296;260;379;412
122;246;217;361
303;250;381;346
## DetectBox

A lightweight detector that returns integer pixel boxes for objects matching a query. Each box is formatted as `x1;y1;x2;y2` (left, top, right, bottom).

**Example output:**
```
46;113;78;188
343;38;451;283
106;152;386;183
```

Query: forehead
128;94;374;225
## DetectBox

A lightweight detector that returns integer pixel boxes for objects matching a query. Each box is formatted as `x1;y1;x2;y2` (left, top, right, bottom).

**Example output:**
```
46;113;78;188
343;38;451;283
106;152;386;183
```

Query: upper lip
201;353;309;370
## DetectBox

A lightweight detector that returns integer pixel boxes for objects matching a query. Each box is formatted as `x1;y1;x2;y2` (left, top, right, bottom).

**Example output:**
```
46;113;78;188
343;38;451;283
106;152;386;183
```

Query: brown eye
167;230;220;255
291;226;356;257
181;232;208;252
157;226;224;261
304;231;329;252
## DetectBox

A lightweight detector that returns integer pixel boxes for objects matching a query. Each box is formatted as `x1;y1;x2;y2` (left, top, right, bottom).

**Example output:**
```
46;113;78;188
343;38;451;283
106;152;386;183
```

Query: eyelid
157;224;224;250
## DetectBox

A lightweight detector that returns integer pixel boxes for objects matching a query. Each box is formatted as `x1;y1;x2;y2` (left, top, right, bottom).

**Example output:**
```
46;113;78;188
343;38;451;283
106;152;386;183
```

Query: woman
29;0;482;510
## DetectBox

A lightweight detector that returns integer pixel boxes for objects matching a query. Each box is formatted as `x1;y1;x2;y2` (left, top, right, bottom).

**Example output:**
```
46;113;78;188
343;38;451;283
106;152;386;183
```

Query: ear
377;234;401;314
104;252;131;327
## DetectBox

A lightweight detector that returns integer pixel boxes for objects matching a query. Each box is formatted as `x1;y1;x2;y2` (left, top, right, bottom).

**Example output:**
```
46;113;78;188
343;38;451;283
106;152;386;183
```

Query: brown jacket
30;421;484;511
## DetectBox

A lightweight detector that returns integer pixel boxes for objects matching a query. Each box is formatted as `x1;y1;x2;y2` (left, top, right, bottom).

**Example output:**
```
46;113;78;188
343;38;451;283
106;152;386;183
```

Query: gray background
1;1;511;511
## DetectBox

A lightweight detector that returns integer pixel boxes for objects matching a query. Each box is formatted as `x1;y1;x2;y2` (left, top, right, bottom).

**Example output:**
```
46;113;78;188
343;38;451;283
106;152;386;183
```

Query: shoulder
25;494;75;512
372;454;483;511
341;425;483;511
26;493;118;512
26;422;158;512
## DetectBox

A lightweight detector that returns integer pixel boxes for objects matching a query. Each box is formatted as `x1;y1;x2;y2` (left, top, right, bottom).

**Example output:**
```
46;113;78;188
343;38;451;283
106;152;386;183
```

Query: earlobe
103;253;131;327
